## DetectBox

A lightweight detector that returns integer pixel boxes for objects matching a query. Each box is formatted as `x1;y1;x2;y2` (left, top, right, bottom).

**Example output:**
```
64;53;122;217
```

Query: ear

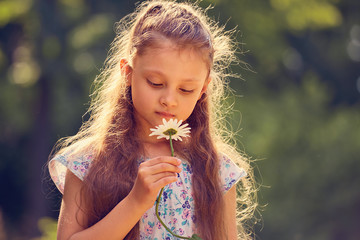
120;58;132;86
198;77;211;100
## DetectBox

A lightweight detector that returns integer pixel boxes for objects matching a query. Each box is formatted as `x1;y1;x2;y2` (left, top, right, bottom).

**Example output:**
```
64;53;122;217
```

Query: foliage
235;73;360;239
32;217;57;240
0;0;359;239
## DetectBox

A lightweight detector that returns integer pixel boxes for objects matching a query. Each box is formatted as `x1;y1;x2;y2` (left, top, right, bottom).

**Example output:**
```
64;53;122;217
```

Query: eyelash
180;88;194;93
147;79;194;93
147;79;163;88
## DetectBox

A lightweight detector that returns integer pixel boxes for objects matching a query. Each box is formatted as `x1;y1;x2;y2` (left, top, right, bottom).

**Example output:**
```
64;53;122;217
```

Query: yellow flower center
163;128;177;136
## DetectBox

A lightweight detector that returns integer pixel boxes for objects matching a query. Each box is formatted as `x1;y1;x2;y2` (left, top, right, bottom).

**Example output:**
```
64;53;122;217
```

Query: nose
160;89;177;108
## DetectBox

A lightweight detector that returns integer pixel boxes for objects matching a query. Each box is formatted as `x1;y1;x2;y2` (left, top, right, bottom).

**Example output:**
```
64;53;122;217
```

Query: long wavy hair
51;1;257;239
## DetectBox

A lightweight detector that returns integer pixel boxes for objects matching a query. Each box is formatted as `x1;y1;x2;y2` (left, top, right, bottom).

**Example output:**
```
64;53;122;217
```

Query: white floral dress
49;152;246;240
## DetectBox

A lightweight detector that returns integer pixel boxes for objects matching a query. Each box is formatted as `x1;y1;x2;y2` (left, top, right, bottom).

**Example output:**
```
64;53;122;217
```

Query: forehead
134;38;211;68
132;41;209;82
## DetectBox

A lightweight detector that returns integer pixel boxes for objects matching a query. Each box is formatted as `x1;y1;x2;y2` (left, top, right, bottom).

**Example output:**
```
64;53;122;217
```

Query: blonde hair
52;0;257;238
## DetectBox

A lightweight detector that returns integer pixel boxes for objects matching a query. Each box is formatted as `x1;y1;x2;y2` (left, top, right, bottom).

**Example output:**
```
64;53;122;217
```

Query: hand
128;156;182;211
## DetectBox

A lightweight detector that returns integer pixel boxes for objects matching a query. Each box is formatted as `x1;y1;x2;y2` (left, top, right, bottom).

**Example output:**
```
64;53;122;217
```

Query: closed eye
180;88;194;93
147;79;163;88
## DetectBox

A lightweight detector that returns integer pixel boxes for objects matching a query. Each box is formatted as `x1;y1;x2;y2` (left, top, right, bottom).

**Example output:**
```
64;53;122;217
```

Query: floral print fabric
49;153;246;239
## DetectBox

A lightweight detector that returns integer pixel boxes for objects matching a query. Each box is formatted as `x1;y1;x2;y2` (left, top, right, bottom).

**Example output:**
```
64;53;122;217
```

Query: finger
142;156;181;167
138;160;181;177
151;171;178;182
148;162;182;175
151;172;179;189
137;163;180;184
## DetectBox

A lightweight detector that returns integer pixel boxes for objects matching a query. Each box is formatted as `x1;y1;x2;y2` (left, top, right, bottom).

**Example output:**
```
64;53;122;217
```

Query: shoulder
218;153;247;193
49;149;94;194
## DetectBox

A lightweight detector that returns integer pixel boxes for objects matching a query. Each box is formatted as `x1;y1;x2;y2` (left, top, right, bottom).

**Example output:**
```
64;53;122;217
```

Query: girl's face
127;41;209;140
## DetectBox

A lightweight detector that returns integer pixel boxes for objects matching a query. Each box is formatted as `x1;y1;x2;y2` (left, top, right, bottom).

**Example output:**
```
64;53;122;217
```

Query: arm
224;185;238;240
58;169;147;240
57;157;182;240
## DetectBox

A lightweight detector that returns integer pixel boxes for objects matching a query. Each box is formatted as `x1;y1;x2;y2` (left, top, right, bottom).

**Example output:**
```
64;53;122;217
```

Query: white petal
149;118;191;141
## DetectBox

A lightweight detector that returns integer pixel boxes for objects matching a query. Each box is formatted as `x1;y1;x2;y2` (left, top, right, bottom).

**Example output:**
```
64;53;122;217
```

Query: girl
49;1;257;239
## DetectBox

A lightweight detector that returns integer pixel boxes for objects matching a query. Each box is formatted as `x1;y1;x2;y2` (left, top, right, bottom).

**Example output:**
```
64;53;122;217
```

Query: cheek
131;77;146;97
181;96;200;116
131;84;157;108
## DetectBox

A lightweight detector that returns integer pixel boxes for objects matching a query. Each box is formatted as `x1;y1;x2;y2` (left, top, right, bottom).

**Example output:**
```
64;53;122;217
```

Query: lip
156;111;175;118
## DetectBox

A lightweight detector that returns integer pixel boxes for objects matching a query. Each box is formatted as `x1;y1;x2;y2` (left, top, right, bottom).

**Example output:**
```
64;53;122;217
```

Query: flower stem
169;134;174;157
155;133;191;239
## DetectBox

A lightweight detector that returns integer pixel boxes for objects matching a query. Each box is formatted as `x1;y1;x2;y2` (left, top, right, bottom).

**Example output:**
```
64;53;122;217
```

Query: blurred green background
0;0;359;239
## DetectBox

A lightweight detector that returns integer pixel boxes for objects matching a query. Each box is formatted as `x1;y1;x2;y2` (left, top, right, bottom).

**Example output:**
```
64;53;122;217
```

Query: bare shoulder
57;169;86;239
224;186;238;240
63;168;84;204
224;185;237;207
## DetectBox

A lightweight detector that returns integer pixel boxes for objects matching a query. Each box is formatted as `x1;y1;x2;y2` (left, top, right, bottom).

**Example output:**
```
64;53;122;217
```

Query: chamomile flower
150;119;199;239
149;118;191;141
